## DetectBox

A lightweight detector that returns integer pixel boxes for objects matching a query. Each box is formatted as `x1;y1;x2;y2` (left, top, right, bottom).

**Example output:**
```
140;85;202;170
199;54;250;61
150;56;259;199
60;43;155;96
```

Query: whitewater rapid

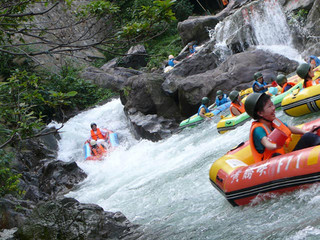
53;99;320;240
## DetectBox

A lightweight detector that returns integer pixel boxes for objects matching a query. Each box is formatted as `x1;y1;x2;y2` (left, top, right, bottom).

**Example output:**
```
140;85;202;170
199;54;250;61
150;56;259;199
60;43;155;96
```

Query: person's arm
230;106;241;116
199;108;210;120
261;136;280;150
288;126;307;135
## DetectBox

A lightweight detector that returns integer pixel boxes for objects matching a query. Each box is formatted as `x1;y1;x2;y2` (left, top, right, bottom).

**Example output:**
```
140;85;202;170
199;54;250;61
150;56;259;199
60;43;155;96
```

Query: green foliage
0;150;22;197
145;32;182;69
44;65;115;110
77;0;119;19
173;0;194;21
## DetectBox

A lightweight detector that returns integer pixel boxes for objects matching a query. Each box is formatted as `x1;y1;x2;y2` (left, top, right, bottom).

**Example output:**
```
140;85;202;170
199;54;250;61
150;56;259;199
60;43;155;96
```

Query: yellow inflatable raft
281;67;320;117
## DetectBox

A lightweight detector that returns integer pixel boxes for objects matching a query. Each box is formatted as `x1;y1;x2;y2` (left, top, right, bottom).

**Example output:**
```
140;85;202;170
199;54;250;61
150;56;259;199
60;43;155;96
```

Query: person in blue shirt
211;90;230;108
198;97;211;120
309;55;320;69
188;43;197;54
168;55;179;67
252;72;272;93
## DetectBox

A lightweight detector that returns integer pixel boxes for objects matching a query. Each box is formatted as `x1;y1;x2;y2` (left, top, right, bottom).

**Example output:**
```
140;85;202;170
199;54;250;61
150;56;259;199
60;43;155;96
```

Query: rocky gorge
1;0;320;239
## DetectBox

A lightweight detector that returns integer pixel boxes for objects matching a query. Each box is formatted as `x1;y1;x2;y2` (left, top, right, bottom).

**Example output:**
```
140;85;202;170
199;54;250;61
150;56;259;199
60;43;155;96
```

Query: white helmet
90;140;97;146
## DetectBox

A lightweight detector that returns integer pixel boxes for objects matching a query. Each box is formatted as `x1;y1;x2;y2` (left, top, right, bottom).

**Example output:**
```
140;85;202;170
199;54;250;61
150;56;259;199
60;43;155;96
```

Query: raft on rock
179;101;231;129
84;129;119;161
281;67;320;117
217;80;303;134
209;118;320;206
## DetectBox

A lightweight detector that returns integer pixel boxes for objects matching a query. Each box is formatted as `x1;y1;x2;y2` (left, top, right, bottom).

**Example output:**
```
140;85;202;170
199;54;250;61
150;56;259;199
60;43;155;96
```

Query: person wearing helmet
89;123;109;148
252;72;273;93
308;55;320;69
276;74;295;93
245;93;320;163
90;139;106;156
168;55;179;67
211;90;230;108
198;97;211;120
229;90;245;117
296;63;319;88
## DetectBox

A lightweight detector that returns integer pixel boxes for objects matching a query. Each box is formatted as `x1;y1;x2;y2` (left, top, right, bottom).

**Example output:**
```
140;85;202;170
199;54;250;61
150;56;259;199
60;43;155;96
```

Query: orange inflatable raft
84;129;119;161
209;118;320;206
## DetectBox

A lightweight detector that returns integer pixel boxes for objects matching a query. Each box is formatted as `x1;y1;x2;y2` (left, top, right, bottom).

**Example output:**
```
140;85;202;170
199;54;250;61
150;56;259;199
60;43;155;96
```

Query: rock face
81;66;142;91
14;198;140;240
0;127;139;239
178;16;219;45
119;45;148;69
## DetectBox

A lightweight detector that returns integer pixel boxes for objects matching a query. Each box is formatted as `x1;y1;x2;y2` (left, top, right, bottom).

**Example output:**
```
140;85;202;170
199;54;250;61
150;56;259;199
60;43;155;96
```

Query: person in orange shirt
276;74;295;93
229;90;245;116
244;93;320;163
89;123;109;148
296;63;319;88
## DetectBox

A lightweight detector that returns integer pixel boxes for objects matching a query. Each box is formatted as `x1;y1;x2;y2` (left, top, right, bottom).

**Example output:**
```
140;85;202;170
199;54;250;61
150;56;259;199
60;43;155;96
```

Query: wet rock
14;197;141;240
121;73;182;120
39;160;87;196
178;16;219;45
126;110;178;142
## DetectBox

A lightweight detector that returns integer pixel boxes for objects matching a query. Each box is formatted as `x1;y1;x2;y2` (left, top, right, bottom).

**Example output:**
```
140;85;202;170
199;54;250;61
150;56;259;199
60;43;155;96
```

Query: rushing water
53;99;320;240
51;0;320;238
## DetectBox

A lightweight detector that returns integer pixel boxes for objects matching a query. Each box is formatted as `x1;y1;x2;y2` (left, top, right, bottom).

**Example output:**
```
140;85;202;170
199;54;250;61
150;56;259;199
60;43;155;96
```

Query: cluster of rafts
179;66;320;206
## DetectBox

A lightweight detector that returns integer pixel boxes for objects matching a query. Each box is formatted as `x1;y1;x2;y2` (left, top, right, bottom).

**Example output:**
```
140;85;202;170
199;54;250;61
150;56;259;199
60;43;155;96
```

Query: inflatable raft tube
210;118;320;206
179;101;231;129
84;130;119;161
281;67;320;117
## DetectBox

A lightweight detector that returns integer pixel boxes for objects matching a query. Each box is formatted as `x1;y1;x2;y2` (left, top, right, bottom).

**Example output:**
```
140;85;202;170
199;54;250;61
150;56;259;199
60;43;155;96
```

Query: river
53;99;320;240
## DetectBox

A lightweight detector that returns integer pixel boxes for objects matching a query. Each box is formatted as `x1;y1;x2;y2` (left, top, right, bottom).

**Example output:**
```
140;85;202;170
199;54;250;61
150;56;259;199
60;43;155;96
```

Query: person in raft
168;55;179;67
198;97;211;120
296;62;319;88
245;92;320;163
229;90;245;116
276;74;295;93
89;123;109;148
252;72;273;93
308;55;320;69
90;140;106;156
211;90;230;108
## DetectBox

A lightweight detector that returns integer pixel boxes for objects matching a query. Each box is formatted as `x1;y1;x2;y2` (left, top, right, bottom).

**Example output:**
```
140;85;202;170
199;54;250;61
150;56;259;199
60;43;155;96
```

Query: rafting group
206;60;320;206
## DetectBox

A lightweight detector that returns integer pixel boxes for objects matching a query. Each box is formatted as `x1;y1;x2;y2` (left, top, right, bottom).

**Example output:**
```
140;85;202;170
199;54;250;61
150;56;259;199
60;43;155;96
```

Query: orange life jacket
91;128;105;140
222;0;228;6
249;118;291;163
91;144;106;156
230;102;245;117
304;78;320;88
281;82;296;93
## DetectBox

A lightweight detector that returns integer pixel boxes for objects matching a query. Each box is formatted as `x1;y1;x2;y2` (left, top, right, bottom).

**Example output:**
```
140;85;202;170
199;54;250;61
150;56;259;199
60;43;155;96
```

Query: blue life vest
215;94;230;106
252;81;268;93
168;59;175;67
189;45;197;54
198;104;210;115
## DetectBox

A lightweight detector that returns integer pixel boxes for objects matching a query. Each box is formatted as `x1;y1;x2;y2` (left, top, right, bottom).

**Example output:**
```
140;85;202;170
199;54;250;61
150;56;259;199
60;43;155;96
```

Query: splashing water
53;99;320;239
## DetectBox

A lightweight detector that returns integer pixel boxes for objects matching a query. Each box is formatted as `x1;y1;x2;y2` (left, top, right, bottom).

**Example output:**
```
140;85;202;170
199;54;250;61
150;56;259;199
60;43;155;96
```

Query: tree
0;0;177;58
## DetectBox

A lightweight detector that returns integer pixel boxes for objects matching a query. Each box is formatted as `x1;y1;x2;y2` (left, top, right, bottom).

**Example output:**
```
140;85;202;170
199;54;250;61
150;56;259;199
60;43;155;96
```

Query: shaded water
54;99;320;240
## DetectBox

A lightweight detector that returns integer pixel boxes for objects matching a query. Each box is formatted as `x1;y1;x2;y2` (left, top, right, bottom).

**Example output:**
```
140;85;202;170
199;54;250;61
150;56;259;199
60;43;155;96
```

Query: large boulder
119;45;148;69
14;197;140;240
81;66;142;91
175;49;298;116
39;160;87;196
121;73;182;120
177;16;219;45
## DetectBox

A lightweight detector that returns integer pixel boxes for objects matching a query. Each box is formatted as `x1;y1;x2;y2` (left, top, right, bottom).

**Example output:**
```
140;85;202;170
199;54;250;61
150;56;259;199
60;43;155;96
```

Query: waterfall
211;0;303;62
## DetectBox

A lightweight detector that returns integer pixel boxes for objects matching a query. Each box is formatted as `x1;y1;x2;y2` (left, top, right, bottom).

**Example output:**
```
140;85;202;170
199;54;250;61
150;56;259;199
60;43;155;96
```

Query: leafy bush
173;0;194;21
0;150;22;197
